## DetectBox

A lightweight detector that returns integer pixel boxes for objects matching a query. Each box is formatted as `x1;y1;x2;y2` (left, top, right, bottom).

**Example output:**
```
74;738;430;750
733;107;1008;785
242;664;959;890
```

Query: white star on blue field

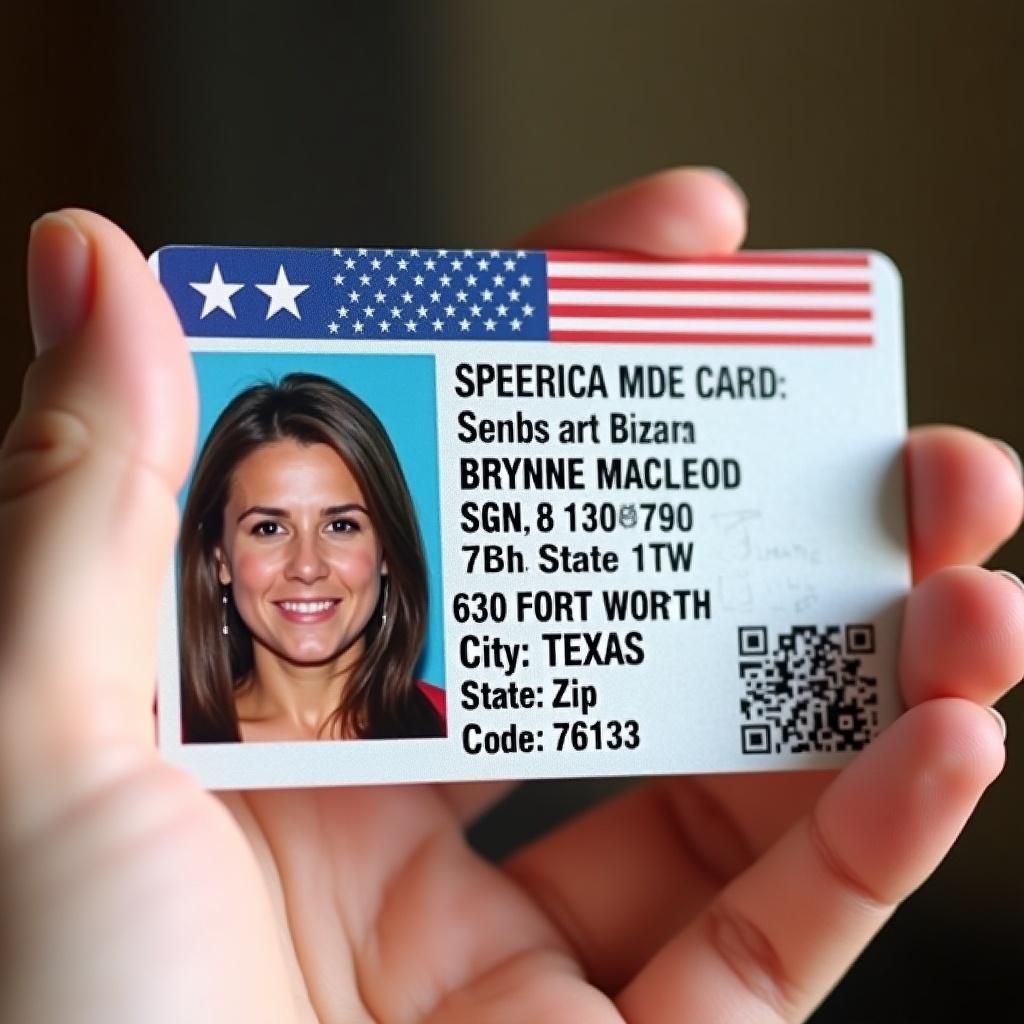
158;246;549;340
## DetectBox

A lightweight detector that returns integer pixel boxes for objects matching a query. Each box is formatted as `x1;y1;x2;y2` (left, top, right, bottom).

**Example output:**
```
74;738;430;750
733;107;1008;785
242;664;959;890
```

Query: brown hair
179;372;442;741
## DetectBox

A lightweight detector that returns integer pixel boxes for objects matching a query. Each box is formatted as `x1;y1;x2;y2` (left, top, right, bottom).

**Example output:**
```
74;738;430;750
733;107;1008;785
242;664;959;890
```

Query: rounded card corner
866;250;902;289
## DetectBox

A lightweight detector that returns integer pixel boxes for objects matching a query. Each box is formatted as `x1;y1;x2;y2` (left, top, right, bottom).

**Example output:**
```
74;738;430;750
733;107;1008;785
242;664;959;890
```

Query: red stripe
547;276;871;292
550;330;872;345
549;304;871;320
547;250;871;267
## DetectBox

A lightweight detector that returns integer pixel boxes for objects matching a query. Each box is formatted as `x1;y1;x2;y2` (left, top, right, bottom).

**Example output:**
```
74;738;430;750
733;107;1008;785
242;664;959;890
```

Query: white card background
154;248;908;789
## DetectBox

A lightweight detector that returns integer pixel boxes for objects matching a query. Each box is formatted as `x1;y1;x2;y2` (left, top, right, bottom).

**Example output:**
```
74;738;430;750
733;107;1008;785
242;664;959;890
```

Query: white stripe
547;261;872;283
548;288;874;310
549;316;874;334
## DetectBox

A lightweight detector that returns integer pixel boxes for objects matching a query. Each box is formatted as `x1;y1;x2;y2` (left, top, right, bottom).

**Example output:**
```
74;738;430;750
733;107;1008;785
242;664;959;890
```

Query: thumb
0;211;196;831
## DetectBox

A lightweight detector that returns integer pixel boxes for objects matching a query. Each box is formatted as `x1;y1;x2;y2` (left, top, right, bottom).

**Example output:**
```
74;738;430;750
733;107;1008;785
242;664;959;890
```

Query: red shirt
416;680;447;727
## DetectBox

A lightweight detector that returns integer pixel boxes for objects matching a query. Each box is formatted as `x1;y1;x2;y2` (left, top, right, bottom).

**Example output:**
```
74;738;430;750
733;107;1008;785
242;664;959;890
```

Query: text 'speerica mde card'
152;246;908;790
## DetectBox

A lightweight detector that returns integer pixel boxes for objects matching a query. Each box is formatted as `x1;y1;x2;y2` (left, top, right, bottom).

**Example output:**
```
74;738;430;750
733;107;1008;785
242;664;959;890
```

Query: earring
221;590;229;636
380;578;388;628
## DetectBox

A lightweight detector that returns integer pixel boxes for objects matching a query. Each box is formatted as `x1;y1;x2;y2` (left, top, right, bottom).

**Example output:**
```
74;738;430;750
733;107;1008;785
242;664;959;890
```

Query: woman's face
215;439;386;667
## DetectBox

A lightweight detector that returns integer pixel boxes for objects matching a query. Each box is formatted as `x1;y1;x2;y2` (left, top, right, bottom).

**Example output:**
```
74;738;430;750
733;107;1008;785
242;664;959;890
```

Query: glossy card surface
152;246;908;789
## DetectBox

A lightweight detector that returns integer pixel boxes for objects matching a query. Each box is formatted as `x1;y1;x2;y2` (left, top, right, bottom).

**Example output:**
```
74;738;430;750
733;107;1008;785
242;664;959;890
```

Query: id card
151;246;908;789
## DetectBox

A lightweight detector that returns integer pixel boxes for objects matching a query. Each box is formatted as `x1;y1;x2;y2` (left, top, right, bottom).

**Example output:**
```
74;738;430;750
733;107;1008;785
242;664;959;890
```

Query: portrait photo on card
174;353;447;745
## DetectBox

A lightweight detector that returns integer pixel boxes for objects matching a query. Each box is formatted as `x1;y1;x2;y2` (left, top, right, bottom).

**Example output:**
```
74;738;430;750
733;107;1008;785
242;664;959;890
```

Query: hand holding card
2;171;1021;1022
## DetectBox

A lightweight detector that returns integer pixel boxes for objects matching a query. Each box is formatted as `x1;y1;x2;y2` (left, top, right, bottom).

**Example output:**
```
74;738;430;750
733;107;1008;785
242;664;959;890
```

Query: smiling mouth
277;600;339;614
274;599;341;623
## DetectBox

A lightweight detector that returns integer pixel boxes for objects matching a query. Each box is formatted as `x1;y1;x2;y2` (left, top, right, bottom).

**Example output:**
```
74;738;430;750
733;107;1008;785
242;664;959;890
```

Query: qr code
738;624;879;755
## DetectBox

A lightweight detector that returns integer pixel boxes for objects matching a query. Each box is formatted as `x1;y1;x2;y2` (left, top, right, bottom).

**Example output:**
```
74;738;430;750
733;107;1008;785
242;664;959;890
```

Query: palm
214;772;828;1021
4;176;1021;1023
137;765;821;1022
227;783;596;1022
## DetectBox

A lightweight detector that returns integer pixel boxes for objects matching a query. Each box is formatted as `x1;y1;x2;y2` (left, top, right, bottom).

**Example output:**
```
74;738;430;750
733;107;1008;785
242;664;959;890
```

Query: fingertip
52;209;198;490
58;208;179;339
863;698;1005;806
907;426;1024;580
517;165;748;256
986;705;1008;743
626;167;748;255
819;698;1003;902
690;167;749;212
907;697;1006;787
901;565;1024;707
989;437;1024;484
27;213;95;355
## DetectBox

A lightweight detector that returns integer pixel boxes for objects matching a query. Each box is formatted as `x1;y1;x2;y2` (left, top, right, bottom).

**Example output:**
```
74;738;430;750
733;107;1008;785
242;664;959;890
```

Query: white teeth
280;600;335;613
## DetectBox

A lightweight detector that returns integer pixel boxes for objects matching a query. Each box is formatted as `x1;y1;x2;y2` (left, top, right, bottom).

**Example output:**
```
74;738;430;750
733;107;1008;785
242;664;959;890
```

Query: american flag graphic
547;251;873;345
155;246;875;345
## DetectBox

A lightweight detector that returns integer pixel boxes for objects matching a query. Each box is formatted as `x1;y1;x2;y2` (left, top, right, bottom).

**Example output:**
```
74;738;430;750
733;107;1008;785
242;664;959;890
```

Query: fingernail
697;166;748;210
27;211;93;354
989;438;1023;482
994;569;1024;595
987;707;1007;743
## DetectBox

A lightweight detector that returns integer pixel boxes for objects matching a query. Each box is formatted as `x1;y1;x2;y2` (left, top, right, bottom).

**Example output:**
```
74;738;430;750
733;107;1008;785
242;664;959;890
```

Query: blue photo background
186;352;445;690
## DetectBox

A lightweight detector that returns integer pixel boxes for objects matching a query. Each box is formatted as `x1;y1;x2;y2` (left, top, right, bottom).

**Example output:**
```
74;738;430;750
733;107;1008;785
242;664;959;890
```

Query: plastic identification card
152;246;908;789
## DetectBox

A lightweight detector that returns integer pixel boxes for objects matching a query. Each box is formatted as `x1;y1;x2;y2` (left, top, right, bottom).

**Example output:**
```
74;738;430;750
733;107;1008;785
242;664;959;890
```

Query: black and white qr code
738;624;879;755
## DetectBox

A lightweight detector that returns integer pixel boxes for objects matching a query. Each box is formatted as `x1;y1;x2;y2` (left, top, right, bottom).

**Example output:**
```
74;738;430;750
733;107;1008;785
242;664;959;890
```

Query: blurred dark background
5;2;1022;1019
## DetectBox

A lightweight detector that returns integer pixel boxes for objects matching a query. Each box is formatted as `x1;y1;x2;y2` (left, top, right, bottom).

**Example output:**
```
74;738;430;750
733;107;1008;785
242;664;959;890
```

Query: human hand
2;170;1021;1023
